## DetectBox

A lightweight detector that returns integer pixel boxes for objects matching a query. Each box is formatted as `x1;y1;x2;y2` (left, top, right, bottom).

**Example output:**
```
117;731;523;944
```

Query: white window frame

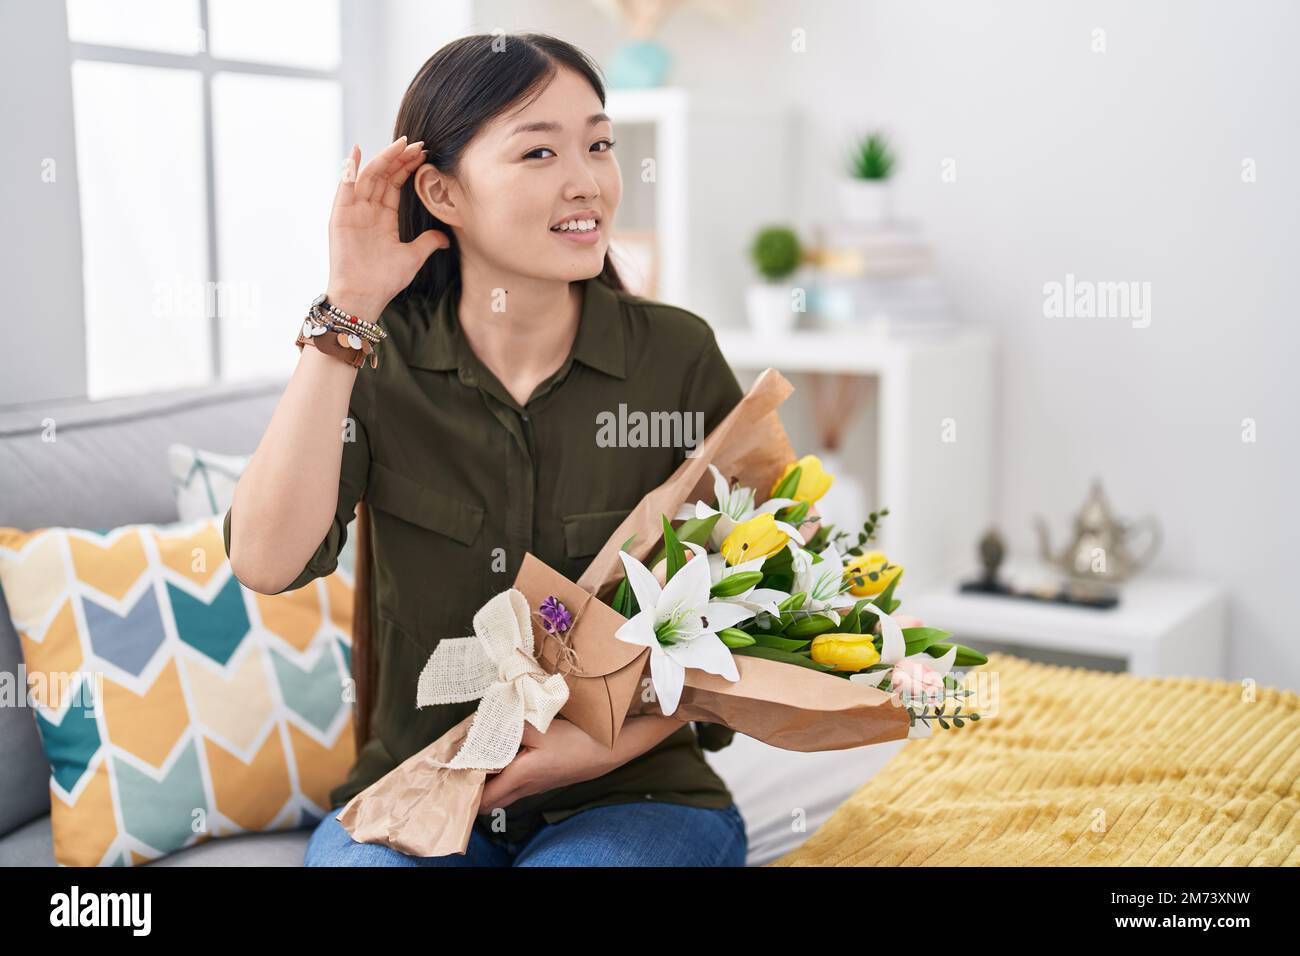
67;0;347;383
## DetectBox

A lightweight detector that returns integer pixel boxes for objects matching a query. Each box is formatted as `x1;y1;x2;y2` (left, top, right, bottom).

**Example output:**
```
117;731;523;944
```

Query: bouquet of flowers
610;456;987;737
337;368;986;856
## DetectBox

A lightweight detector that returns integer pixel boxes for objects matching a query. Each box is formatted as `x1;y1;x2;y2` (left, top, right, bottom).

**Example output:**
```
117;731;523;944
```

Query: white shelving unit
716;325;997;595
908;559;1228;678
605;88;689;305
605;88;796;322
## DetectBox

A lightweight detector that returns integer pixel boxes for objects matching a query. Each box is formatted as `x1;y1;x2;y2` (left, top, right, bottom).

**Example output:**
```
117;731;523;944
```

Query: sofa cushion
167;442;357;577
0;813;313;866
0;514;354;865
0;586;54;838
0;379;285;837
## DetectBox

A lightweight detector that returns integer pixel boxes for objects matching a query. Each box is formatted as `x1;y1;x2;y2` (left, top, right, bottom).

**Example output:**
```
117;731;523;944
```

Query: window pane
207;0;340;69
66;0;202;55
211;72;342;382
71;61;210;399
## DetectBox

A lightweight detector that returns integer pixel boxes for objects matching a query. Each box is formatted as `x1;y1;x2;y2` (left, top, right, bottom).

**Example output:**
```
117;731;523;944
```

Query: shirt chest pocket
365;460;484;547
561;508;633;559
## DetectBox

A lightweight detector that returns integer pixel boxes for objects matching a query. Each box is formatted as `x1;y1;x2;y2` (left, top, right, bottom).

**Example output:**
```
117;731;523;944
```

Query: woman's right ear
414;165;461;227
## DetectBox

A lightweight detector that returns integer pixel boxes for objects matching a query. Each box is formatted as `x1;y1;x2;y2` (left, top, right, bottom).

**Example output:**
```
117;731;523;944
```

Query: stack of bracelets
294;293;388;369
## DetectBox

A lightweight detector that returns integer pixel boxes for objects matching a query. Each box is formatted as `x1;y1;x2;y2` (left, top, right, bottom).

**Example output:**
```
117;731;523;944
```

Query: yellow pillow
0;515;354;866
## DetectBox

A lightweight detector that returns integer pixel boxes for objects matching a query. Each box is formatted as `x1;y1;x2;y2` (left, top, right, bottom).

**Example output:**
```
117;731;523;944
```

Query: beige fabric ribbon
415;588;570;771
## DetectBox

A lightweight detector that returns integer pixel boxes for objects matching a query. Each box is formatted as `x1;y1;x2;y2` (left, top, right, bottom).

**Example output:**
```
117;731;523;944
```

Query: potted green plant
746;225;803;334
840;131;895;225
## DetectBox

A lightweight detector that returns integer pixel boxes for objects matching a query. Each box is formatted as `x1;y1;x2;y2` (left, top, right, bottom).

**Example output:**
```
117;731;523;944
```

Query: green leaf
770;465;802;501
807;524;831;551
661;515;684;583
777;500;810;525
783;614;837;638
680;512;721;546
761;546;793;576
611;576;629;616
902;626;952;656
753;633;812;652
733;644;837;671
839;598;870;634
874;568;902;608
926;642;988;667
650;514;720;567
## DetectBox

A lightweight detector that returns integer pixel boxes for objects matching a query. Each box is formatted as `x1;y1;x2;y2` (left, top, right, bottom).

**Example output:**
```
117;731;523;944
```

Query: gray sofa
0;378;313;865
0;378;902;867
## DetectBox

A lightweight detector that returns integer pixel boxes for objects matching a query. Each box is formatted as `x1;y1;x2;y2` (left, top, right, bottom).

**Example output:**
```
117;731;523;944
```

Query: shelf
909;559;1228;678
715;325;994;375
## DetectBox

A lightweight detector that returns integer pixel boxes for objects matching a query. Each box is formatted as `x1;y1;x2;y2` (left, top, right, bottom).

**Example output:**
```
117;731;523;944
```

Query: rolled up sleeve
223;394;371;595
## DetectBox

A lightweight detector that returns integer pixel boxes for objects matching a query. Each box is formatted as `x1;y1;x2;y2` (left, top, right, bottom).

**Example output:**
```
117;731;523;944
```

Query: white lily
849;606;958;739
614;546;749;715
788;542;859;626
674;463;805;551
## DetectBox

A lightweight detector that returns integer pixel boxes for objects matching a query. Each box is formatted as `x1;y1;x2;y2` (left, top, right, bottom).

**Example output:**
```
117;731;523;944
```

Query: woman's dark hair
391;32;625;312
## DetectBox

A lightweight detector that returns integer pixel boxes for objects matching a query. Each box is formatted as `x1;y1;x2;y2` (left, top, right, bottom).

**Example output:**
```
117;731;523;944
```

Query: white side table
908;560;1228;679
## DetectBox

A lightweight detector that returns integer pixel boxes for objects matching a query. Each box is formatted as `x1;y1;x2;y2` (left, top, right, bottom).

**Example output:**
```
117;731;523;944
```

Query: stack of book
803;221;958;333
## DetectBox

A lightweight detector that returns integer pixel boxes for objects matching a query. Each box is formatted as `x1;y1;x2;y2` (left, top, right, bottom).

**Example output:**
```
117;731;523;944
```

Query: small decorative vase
608;39;672;89
745;283;798;335
838;179;891;225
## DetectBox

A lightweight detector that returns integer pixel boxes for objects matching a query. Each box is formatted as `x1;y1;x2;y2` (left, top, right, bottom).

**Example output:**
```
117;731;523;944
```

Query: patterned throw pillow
167;443;356;576
0;516;355;866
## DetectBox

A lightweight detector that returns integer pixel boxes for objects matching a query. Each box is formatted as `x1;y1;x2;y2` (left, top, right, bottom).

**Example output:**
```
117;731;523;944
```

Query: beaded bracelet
294;294;388;369
308;305;383;344
311;294;387;339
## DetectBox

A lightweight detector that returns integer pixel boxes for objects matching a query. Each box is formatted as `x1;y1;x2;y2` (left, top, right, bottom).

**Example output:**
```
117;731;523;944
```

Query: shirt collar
404;273;627;381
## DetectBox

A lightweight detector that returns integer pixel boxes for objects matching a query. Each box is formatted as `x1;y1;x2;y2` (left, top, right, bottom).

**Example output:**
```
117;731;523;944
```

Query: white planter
838;178;892;225
745;283;799;335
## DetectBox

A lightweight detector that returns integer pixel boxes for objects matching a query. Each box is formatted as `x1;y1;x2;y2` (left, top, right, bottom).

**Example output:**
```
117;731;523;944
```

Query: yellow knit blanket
770;652;1300;866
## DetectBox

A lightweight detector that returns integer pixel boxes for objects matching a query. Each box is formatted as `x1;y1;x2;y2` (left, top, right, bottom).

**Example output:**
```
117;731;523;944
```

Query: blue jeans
304;800;748;867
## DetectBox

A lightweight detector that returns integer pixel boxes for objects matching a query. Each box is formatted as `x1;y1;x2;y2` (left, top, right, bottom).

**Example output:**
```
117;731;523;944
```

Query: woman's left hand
479;717;616;812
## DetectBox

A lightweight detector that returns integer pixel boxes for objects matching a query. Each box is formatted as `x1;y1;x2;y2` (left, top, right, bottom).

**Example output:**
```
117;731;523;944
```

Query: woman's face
423;65;622;283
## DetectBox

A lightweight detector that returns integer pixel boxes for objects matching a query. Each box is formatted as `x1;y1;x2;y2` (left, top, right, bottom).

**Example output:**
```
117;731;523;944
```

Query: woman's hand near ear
227;137;445;594
326;136;450;321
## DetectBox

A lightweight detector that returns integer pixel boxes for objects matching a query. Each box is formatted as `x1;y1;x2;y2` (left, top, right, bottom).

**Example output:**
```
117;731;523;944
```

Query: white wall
9;0;1294;686
461;0;1300;688
1;0;87;406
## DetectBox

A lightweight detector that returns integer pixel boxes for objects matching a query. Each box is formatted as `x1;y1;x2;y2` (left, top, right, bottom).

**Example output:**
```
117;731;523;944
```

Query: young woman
224;33;749;866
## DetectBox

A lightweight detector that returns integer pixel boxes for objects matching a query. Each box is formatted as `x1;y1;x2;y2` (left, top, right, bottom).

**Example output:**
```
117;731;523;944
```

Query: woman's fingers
381;143;426;211
333;143;361;207
354;135;409;203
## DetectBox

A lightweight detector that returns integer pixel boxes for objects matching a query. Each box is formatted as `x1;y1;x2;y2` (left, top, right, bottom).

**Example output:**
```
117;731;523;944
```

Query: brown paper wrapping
335;712;486;856
336;368;909;857
575;367;799;603
625;656;911;751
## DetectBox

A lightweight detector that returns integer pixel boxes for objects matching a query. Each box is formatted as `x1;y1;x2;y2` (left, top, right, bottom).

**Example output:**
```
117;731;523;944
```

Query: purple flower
538;596;574;636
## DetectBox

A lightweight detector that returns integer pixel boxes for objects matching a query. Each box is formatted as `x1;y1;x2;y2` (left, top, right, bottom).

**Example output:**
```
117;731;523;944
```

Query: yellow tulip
720;514;789;566
771;454;834;504
843;551;902;597
810;633;881;672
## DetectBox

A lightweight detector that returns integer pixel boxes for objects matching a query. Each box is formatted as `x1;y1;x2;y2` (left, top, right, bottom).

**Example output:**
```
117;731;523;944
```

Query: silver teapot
1034;478;1161;584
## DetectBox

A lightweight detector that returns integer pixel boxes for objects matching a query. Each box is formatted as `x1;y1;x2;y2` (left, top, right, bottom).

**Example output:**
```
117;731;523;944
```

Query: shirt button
521;413;530;422
644;793;653;800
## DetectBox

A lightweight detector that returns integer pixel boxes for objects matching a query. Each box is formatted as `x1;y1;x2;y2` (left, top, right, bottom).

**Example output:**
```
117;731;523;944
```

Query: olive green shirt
223;273;744;845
